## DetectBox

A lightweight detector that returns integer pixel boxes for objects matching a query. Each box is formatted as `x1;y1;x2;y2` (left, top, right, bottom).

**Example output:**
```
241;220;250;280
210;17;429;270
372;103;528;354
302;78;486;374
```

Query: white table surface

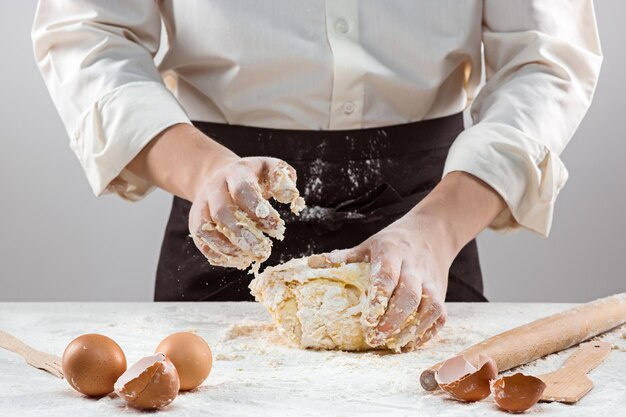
0;302;624;416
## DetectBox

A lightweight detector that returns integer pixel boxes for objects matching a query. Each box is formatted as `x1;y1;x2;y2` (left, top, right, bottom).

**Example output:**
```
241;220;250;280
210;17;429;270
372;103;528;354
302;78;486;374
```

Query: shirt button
335;18;350;34
343;102;355;114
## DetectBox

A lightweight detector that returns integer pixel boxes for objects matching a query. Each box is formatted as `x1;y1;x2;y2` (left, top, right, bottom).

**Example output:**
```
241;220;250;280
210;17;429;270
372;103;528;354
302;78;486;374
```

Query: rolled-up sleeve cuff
70;81;191;201
442;122;568;237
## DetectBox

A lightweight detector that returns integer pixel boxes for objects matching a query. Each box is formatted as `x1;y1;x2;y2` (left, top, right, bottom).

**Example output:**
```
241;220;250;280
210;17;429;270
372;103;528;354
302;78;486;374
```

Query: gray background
1;1;624;302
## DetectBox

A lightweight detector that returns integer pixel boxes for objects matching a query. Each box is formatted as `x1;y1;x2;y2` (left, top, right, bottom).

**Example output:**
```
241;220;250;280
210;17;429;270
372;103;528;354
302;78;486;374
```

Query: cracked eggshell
114;353;180;410
491;373;546;413
434;354;498;402
156;332;213;391
62;334;127;397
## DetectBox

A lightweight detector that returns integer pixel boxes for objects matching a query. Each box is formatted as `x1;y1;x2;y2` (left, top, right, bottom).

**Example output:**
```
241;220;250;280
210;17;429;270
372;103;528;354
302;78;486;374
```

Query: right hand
126;124;304;271
188;156;304;270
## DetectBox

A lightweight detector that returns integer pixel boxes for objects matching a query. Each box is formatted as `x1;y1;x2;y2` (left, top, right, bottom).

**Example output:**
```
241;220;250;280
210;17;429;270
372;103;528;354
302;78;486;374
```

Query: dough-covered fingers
413;286;445;337
385;286;445;351
195;223;253;256
189;198;246;260
228;176;286;240
415;313;447;348
367;267;422;347
262;160;305;214
364;244;402;329
187;156;305;270
207;184;272;263
192;233;238;267
306;247;365;268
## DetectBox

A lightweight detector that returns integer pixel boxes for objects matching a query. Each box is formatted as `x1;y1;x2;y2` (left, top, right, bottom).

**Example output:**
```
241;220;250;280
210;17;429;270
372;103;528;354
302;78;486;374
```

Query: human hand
317;172;507;351
322;213;451;352
126;124;305;270
189;156;305;270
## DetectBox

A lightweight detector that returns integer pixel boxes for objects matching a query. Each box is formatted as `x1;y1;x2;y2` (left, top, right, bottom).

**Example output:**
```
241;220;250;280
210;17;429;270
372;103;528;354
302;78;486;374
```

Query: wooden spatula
0;331;64;378
538;340;611;403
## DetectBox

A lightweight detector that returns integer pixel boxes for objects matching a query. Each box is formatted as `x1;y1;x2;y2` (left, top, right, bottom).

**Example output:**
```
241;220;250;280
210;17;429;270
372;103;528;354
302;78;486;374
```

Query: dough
250;256;376;351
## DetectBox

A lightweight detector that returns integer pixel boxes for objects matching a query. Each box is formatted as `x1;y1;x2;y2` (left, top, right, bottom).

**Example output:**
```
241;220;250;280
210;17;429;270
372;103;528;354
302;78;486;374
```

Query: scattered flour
1;302;625;416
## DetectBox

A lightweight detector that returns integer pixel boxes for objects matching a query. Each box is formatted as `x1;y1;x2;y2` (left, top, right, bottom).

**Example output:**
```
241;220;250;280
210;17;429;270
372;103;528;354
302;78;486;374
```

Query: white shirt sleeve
32;0;191;201
442;0;602;236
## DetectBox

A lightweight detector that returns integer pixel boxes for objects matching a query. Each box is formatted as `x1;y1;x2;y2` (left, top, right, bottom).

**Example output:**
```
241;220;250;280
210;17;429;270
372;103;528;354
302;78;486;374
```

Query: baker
32;1;601;348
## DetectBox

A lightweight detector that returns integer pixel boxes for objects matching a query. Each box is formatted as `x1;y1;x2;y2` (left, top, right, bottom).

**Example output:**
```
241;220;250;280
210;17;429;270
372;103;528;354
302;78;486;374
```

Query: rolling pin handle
420;369;439;391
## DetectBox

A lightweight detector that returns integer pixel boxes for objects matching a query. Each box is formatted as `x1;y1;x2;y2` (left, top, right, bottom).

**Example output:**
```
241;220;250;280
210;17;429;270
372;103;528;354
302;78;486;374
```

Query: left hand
319;172;507;351
323;211;452;352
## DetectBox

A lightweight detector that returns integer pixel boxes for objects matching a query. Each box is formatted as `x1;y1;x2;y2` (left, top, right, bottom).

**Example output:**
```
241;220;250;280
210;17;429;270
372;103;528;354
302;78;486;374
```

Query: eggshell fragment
491;373;546;413
115;353;180;410
156;332;213;391
62;334;127;397
435;354;498;402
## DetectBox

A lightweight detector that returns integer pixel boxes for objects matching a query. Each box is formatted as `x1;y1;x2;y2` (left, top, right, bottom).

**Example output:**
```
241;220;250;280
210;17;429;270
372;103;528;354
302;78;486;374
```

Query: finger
192;233;239;267
227;175;285;240
369;264;422;346
364;243;402;329
387;286;445;351
262;159;305;213
207;183;272;259
189;198;244;258
411;285;445;339
191;225;237;262
307;247;367;268
337;246;370;263
402;313;447;352
195;225;244;257
415;313;447;348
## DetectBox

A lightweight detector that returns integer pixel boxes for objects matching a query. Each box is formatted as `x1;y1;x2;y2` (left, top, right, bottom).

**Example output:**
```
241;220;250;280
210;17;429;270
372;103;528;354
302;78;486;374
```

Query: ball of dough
250;256;375;351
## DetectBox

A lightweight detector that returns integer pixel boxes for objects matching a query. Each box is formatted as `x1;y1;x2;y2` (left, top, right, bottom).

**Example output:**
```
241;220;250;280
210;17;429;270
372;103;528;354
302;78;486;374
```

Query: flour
1;303;625;417
223;322;280;343
297;205;328;222
338;158;383;196
215;304;626;417
303;158;326;200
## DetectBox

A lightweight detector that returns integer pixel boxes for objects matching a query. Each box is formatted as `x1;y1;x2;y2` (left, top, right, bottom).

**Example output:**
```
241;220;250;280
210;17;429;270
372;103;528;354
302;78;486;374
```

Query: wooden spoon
0;330;64;378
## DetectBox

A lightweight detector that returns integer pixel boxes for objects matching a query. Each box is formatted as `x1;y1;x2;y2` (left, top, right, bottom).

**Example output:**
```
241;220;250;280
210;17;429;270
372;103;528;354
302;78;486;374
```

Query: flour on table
2;303;625;416
223;322;283;344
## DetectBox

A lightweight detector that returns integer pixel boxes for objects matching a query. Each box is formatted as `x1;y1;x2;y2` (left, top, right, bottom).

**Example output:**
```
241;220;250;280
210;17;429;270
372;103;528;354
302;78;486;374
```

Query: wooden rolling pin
420;292;626;391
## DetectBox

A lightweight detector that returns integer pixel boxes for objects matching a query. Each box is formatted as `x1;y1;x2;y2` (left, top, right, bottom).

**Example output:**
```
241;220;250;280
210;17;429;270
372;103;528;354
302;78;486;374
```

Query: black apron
155;113;486;302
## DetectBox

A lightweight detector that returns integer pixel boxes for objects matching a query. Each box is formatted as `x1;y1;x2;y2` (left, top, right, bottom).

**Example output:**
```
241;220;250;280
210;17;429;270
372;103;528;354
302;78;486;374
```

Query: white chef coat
32;0;602;236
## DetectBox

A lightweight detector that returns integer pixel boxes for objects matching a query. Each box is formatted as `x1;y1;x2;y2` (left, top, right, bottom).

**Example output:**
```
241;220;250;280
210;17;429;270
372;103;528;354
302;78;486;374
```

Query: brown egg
435;354;498;402
115;353;180;410
492;373;546;413
156;332;213;391
62;334;127;397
